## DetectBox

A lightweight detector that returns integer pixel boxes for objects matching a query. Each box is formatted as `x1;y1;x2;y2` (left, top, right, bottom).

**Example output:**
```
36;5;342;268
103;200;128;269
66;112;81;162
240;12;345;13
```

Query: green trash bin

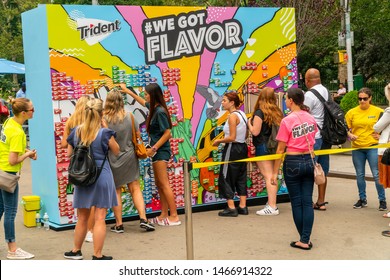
353;74;363;91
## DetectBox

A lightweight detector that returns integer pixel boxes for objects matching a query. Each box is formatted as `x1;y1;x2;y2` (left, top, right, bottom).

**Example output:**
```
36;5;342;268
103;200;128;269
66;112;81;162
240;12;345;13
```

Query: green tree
351;0;390;81
0;0;44;92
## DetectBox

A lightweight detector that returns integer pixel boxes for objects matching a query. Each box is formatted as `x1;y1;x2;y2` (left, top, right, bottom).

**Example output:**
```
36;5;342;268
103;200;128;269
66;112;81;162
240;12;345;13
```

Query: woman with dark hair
247;87;283;216
213;91;248;217
0;98;37;259
271;88;318;250
119;83;180;226
346;87;387;211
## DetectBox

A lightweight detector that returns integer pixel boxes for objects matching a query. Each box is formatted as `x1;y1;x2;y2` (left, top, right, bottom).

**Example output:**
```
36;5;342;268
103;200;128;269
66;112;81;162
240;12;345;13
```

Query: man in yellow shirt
345;87;387;211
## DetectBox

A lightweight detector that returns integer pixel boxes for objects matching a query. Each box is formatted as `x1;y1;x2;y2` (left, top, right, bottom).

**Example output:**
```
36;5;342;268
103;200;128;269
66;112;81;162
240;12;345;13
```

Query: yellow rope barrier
192;143;390;169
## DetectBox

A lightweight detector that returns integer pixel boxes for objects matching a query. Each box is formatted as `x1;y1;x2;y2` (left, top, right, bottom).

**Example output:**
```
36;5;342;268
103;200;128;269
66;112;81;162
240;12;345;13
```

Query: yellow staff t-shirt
345;105;383;148
0;118;26;172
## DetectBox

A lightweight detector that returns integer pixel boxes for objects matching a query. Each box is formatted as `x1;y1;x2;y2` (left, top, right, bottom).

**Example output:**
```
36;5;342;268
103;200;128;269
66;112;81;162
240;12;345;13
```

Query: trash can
22;196;41;227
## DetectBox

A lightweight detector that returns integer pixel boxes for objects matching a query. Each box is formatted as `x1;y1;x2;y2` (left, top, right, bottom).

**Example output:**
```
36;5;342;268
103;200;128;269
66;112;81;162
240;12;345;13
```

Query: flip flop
290;241;311;250
313;202;328;211
158;217;181;226
148;217;161;224
383;212;390;218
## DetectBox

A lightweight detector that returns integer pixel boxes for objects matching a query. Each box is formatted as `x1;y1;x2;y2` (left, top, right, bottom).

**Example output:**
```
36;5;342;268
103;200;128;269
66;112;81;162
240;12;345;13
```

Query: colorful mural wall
22;5;296;228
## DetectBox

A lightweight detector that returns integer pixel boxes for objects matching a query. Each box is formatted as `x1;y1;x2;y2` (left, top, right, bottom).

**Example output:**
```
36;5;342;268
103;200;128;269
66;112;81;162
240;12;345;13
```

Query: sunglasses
25;107;35;112
358;97;369;101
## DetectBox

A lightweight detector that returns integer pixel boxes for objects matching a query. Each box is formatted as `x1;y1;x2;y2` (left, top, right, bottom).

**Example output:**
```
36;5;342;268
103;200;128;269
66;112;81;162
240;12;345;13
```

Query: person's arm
213;114;238;146
270;141;286;185
147;128;172;157
248;115;262;136
67;145;73;158
61;121;71;148
303;92;314;112
119;84;146;107
374;109;390;133
108;136;120;156
8;150;36;166
345;111;358;141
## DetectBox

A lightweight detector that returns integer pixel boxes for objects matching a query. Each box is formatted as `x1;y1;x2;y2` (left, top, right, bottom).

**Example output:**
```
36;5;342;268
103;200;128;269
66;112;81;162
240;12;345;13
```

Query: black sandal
313;202;328;211
290;241;312;250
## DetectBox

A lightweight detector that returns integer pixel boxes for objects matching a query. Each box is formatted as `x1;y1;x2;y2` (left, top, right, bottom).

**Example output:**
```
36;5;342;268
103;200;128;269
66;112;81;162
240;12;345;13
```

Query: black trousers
218;142;248;199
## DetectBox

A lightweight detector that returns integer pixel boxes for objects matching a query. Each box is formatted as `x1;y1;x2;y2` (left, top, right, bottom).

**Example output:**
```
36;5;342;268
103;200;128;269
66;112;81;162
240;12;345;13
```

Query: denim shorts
151;149;171;162
255;143;269;156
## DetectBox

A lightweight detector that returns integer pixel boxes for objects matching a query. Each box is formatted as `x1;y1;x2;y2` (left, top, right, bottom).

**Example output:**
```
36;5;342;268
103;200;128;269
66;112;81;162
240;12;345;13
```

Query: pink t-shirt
276;110;318;153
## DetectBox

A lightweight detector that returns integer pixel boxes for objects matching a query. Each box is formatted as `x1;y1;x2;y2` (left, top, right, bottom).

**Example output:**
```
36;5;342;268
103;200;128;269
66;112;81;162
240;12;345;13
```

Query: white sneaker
7;248;35;259
256;205;279;216
85;231;93;243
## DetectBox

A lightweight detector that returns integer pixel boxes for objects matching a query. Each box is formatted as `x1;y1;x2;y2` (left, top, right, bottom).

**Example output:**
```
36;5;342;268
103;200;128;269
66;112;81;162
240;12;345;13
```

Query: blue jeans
283;154;315;244
0;183;19;243
313;138;330;175
352;148;386;201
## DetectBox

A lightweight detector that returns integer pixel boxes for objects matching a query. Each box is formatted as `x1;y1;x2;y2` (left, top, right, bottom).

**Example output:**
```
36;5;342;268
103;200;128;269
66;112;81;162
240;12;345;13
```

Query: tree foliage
351;0;390;81
254;1;342;54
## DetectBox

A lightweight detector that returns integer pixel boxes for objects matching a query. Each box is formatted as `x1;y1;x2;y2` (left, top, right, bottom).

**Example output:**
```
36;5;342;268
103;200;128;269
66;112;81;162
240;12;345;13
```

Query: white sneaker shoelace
7;248;34;259
256;205;279;216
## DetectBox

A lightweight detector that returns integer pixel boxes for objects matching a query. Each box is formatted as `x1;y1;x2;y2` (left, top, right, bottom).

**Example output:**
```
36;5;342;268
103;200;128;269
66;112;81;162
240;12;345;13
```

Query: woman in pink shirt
271;88;318;250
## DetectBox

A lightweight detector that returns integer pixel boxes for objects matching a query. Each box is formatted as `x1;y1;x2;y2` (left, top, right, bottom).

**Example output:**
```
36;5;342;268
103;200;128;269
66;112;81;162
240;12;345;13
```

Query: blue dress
67;128;118;209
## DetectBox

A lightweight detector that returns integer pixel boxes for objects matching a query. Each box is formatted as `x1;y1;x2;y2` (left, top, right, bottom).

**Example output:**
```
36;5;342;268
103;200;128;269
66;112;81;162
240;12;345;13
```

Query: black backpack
310;88;348;145
266;123;279;154
68;141;107;187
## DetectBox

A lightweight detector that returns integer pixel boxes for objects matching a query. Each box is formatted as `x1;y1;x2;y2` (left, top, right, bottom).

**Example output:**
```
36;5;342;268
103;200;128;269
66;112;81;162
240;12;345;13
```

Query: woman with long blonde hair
61;95;96;242
103;88;155;232
64;98;119;260
61;95;91;148
247;87;283;216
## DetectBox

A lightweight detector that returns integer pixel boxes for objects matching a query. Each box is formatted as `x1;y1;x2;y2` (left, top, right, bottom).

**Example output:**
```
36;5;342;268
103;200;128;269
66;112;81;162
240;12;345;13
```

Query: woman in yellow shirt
0;98;37;259
345;88;387;211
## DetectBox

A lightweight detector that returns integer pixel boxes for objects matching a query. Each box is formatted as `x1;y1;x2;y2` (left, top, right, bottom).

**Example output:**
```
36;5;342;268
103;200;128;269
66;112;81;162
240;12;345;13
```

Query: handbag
130;113;148;159
295;113;326;185
0;170;20;193
381;148;390;165
0;102;9;116
313;162;326;185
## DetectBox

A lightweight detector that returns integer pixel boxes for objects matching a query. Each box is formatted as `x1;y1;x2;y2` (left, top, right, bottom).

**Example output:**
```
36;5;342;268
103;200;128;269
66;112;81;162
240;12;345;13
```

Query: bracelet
152;146;158;152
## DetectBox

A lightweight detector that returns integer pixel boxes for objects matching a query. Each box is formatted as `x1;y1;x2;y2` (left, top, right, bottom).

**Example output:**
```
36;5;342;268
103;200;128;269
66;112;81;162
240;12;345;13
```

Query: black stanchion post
183;160;194;260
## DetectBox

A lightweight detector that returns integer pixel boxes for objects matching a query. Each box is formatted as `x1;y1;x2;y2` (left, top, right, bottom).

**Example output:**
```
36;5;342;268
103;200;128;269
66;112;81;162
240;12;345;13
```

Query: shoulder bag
381;148;390;165
295;113;326;185
130;113;148;159
0;170;20;193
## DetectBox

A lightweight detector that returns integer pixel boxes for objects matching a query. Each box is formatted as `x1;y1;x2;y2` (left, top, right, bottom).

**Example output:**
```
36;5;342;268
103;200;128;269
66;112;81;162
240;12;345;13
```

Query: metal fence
366;81;388;106
323;80;388;106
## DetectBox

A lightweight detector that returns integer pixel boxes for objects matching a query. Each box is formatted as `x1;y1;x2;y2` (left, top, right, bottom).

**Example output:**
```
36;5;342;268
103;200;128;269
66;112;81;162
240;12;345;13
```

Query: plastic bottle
43;212;49;230
35;212;41;228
